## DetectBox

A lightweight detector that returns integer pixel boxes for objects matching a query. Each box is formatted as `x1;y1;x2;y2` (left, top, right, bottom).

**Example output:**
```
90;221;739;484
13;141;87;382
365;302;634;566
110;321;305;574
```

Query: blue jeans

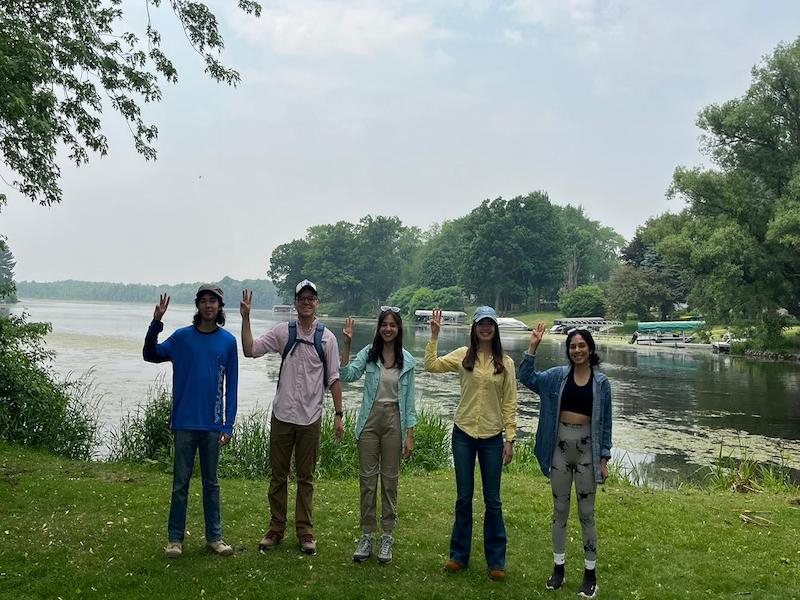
168;430;222;543
450;425;506;570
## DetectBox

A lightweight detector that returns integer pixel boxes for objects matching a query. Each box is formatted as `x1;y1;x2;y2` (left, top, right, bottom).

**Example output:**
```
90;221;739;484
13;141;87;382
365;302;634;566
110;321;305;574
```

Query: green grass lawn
1;444;799;599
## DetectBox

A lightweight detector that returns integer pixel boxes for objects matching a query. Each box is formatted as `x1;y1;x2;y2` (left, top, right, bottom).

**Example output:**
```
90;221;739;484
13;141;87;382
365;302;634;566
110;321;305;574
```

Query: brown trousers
358;402;402;534
268;414;321;537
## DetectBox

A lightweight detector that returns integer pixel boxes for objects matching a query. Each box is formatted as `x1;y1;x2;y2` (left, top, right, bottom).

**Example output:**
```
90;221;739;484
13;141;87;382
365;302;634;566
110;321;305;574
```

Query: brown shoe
299;533;316;555
258;530;283;552
444;559;465;572
489;568;506;581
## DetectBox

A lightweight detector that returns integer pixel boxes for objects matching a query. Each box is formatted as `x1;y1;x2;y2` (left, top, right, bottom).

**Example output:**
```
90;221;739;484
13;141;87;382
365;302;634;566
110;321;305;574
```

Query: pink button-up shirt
251;319;340;426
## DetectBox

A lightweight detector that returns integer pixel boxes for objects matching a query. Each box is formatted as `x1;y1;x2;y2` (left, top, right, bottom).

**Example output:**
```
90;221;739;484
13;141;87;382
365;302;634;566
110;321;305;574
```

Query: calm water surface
12;299;800;484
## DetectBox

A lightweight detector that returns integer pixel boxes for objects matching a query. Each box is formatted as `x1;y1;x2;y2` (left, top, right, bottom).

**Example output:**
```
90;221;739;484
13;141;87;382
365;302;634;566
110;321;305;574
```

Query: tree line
267;199;624;316
16;276;279;309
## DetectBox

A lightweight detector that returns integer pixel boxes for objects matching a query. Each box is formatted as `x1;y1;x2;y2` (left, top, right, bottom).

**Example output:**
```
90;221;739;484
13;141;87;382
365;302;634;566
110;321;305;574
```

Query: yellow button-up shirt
424;339;517;442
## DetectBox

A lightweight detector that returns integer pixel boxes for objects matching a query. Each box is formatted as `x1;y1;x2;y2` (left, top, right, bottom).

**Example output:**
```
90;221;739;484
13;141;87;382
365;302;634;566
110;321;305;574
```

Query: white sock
584;559;596;570
553;553;565;566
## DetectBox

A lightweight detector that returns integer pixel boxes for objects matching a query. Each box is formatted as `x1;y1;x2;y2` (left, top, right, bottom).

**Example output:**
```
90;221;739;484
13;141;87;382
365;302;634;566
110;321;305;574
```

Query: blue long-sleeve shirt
143;320;238;436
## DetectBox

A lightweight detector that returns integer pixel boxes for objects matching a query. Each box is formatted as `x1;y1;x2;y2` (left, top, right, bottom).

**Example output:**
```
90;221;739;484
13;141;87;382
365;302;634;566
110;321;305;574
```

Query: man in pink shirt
240;279;344;555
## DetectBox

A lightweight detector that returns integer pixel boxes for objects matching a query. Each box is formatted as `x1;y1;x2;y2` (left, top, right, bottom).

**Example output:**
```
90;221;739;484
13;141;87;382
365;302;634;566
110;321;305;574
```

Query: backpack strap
277;320;329;390
277;321;298;389
313;321;328;390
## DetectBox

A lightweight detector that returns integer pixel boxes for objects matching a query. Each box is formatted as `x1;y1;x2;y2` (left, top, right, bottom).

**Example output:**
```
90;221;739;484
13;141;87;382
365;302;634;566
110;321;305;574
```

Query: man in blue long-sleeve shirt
143;284;238;559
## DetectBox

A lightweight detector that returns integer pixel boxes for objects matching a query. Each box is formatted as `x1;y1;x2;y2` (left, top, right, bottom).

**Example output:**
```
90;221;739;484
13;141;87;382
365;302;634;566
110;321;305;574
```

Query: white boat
414;310;467;326
496;317;531;331
272;304;297;316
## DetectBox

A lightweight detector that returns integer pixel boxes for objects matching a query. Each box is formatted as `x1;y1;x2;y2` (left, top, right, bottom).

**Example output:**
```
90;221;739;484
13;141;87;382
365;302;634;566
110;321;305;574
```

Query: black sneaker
546;563;565;590
578;568;598;598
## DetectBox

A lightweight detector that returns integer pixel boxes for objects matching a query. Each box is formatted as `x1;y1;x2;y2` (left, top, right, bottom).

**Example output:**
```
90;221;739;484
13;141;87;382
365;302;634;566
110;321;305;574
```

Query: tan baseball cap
196;284;224;302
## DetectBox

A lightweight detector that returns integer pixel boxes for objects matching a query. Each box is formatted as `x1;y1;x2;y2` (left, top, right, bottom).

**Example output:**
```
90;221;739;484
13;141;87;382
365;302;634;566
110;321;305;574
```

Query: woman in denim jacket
518;323;612;599
340;307;417;565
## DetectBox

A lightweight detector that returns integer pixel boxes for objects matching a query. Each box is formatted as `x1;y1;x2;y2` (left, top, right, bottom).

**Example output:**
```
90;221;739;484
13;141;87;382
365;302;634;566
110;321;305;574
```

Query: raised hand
240;289;253;319
343;317;355;343
430;308;442;339
528;321;546;353
153;293;170;321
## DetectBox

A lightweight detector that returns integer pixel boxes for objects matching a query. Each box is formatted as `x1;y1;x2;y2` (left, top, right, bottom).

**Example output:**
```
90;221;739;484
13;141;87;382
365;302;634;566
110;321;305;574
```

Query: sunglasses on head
380;306;401;314
567;327;590;334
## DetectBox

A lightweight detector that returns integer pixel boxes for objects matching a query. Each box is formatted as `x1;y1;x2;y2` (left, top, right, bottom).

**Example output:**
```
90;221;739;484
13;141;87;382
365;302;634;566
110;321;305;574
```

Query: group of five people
144;280;612;598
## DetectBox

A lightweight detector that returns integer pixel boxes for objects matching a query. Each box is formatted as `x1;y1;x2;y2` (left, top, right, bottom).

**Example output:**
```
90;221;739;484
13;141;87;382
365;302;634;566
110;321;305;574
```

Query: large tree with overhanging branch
662;37;800;344
0;0;261;208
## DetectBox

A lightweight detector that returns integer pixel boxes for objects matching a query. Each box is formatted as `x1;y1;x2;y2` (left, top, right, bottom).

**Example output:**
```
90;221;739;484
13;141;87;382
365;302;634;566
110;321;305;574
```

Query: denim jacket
339;345;418;440
518;352;612;483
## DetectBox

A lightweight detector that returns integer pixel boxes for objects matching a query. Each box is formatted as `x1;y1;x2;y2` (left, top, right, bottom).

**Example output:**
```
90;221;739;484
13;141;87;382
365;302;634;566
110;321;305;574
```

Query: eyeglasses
295;295;317;304
380;306;401;313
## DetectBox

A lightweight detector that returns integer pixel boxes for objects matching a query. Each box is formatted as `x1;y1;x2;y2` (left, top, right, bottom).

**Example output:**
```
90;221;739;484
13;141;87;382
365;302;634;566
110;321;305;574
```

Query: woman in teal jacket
340;307;417;566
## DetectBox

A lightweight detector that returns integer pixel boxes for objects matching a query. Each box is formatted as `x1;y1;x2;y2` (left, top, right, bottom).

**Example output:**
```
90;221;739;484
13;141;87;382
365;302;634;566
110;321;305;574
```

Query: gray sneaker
164;542;182;559
352;533;373;562
377;534;393;564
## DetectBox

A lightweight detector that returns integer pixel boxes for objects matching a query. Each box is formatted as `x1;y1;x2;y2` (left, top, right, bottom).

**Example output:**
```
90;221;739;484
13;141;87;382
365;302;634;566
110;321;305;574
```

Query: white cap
295;279;318;296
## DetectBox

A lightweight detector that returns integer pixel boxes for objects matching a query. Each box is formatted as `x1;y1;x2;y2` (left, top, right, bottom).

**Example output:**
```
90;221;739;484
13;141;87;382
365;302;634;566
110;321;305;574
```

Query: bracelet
335;411;344;418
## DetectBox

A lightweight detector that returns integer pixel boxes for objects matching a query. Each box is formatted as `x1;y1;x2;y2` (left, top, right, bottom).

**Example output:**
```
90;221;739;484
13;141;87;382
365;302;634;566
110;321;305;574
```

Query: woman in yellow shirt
425;306;517;580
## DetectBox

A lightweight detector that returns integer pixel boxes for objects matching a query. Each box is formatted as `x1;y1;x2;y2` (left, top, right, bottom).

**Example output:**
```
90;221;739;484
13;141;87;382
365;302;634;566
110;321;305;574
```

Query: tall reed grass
108;380;453;479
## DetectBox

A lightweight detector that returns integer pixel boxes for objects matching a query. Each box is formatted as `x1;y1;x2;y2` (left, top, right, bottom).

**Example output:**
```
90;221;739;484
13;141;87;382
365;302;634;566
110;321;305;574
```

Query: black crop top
560;368;593;417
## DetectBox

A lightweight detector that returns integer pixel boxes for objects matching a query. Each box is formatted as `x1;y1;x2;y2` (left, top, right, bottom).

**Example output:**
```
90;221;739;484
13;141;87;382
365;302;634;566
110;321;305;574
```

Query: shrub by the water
107;377;172;464
108;381;453;479
0;313;101;459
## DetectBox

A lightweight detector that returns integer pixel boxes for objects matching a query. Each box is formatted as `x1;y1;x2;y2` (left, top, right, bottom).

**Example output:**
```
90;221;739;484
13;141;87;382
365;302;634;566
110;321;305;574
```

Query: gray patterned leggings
549;422;597;562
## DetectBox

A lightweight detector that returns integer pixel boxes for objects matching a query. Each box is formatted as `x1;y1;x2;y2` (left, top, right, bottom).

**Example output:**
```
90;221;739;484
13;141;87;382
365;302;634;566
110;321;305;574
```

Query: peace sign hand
240;289;253;319
430;308;442;339
153;293;170;321
528;321;546;353
343;317;355;343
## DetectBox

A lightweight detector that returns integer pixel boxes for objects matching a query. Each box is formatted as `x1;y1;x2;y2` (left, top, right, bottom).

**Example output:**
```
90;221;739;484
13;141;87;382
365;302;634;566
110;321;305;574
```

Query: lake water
11;299;800;485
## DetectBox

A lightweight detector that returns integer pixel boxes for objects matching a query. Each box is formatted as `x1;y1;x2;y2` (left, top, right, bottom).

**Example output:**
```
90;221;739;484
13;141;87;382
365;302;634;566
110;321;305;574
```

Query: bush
387;285;419;315
107;380;453;480
430;286;466;311
218;411;271;479
107;377;172;465
0;313;101;459
559;285;606;317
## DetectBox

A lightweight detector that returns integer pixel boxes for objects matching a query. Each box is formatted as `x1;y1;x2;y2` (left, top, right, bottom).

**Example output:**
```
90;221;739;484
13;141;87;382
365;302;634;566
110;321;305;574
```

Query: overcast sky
2;0;799;285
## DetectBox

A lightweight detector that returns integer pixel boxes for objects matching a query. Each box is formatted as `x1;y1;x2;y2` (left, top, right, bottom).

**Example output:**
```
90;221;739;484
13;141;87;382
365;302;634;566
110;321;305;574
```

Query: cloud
229;0;444;57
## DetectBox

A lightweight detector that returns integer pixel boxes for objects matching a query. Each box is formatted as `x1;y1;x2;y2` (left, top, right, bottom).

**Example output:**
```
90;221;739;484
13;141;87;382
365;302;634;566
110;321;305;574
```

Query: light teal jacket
339;345;417;440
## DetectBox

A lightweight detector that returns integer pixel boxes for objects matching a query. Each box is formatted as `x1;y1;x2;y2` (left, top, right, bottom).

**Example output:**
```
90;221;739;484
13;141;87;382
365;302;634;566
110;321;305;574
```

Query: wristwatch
335;411;344;418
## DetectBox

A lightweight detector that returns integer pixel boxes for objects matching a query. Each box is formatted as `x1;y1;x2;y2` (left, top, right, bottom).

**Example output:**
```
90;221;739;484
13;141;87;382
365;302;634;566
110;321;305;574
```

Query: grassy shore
1;444;799;599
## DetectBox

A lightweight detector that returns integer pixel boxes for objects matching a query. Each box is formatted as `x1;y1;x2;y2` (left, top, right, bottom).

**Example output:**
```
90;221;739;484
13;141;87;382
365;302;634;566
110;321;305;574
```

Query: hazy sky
3;0;800;285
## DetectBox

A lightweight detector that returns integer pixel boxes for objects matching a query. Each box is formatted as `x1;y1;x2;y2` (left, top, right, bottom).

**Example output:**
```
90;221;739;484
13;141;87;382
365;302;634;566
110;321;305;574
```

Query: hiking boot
546;563;565;590
489;568;506;580
164;542;182;559
578;568;598;598
206;540;234;556
377;534;393;564
353;533;373;562
443;559;465;572
299;533;317;555
258;530;283;552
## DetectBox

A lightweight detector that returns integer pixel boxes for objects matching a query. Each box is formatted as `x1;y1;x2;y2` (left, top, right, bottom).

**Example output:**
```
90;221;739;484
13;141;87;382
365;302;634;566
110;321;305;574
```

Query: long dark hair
193;299;226;327
367;310;404;369
565;328;600;366
462;319;505;374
